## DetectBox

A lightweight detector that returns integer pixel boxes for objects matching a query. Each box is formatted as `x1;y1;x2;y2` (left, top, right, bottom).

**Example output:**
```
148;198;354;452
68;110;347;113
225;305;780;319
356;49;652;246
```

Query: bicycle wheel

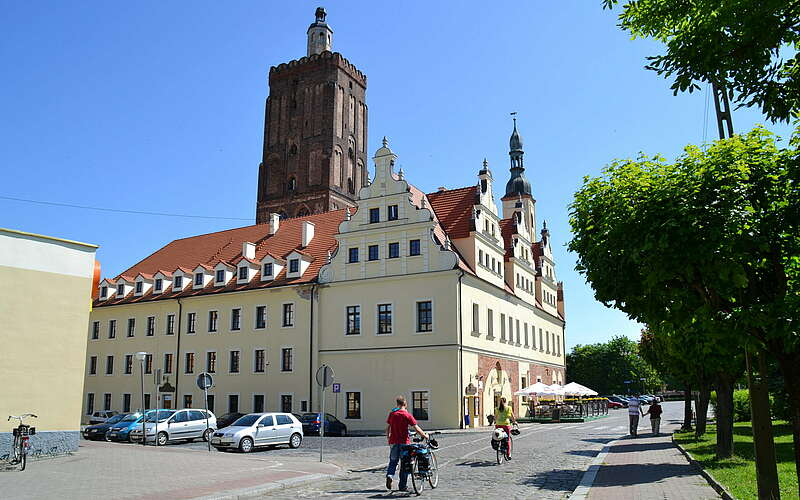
411;457;425;495
427;452;439;488
12;435;20;464
496;446;502;464
18;442;26;471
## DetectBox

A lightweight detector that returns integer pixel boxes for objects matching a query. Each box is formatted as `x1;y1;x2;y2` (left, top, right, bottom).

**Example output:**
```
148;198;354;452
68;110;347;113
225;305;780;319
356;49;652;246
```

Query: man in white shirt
628;396;644;437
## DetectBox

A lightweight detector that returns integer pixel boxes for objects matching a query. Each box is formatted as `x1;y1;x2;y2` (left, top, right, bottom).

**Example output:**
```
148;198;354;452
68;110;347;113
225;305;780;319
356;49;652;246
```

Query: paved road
253;401;686;499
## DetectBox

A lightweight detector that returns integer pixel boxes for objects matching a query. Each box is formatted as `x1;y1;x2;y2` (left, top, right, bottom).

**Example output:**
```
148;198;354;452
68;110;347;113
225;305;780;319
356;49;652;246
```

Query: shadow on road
591;462;701;487
455;459;499;468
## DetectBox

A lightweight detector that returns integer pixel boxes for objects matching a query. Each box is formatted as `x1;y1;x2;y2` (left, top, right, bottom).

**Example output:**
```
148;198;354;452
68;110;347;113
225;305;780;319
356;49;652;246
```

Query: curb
569;440;615;500
194;468;346;500
672;436;734;500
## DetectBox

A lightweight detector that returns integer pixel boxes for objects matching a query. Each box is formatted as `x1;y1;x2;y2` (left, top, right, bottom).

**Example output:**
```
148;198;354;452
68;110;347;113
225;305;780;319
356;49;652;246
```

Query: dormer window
100;286;107;298
135;282;143;294
263;263;273;277
289;259;300;274
174;276;183;289
154;279;162;292
238;267;248;280
388;205;398;221
369;208;380;223
117;284;124;296
216;269;225;283
194;273;203;286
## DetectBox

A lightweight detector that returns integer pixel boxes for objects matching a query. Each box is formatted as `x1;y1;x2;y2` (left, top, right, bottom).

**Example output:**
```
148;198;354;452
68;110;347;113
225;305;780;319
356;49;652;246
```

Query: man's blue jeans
386;444;409;489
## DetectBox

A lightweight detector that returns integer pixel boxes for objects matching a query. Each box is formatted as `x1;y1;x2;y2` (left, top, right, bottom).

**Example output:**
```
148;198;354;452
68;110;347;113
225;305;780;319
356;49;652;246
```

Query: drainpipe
174;298;183;406
308;285;316;411
457;270;465;429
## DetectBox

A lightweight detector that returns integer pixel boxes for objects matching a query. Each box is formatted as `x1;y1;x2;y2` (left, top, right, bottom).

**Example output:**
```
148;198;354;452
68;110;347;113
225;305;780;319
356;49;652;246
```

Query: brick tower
255;7;368;223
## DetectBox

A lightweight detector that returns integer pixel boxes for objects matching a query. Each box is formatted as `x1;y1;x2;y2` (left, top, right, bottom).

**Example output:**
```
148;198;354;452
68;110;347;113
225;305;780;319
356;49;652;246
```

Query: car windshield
121;414;140;422
106;414;126;424
232;414;261;427
299;413;320;422
144;411;175;422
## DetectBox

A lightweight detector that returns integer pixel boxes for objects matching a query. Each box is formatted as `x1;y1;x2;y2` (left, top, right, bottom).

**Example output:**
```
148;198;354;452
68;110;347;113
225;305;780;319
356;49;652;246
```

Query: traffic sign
332;383;341;393
316;365;335;388
196;372;214;390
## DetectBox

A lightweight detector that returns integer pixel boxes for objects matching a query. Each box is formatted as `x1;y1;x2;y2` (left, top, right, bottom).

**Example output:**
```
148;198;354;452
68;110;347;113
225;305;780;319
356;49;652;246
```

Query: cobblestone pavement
254;403;689;499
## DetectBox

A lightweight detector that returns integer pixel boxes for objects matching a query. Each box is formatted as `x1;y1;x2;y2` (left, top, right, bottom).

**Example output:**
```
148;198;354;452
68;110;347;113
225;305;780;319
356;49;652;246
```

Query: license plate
109;433;117;437
211;438;221;444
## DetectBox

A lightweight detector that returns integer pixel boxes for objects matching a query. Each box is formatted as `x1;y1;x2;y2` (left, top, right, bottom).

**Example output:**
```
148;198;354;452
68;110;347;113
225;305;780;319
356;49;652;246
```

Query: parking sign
332;383;341;393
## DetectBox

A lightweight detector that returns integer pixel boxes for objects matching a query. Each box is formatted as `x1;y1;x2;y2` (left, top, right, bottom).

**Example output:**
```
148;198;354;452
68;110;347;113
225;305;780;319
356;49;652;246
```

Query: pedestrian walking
385;395;428;492
644;397;663;435
628;395;643;437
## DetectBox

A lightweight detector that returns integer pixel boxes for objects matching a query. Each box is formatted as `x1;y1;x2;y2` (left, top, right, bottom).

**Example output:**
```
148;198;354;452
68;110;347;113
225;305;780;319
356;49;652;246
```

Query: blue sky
1;1;792;350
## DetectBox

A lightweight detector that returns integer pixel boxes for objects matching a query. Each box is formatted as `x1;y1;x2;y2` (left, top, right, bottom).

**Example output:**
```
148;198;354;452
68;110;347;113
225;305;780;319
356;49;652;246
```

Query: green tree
566;335;661;395
602;0;800;122
568;127;800;496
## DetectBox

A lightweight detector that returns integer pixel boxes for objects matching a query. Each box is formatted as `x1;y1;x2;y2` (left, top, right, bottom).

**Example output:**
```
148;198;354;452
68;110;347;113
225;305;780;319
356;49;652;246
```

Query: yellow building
83;126;565;431
1;228;98;453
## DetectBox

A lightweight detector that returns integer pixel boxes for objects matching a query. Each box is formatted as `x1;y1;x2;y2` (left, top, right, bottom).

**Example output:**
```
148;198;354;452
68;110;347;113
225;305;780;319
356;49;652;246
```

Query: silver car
210;412;303;452
130;409;216;445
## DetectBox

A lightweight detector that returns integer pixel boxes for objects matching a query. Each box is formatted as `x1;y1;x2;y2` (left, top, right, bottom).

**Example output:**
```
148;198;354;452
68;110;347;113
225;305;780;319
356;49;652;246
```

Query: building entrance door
162;394;173;409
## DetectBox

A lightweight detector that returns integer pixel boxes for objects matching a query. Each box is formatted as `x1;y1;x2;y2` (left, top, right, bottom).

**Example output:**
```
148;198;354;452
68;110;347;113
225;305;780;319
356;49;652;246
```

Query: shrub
711;389;775;422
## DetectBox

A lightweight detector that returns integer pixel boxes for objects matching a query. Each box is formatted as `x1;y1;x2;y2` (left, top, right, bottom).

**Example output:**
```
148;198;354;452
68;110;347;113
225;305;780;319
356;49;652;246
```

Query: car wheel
289;433;302;449
341;427;347;437
157;432;168;446
202;429;213;442
239;437;254;453
105;433;112;442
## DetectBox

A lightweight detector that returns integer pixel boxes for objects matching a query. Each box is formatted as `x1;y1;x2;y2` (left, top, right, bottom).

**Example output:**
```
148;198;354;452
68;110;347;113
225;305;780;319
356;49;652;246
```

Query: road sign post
315;365;335;463
197;373;214;452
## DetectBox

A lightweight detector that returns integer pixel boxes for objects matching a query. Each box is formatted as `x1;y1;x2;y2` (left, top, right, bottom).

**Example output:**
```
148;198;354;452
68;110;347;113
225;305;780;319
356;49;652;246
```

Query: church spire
504;115;531;199
307;7;333;56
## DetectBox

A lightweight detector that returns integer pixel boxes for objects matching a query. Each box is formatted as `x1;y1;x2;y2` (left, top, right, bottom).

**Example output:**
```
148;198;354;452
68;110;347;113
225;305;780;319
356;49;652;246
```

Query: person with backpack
493;397;517;459
385;395;428;492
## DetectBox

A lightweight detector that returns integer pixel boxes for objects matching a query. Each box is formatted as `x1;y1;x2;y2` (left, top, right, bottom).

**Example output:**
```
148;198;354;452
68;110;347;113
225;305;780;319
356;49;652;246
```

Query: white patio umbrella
544;384;566;396
563;382;598;397
514;381;552;396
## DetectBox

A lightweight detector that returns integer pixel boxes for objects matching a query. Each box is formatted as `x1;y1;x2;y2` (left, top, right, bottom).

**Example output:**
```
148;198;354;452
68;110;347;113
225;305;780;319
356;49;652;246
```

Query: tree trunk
775;353;800;497
682;385;693;431
696;385;711;437
747;348;780;500
715;374;735;459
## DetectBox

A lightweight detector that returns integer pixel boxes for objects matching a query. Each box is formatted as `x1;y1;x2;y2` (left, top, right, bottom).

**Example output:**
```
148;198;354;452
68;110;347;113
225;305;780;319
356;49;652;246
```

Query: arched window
289;144;298;155
288;177;297;192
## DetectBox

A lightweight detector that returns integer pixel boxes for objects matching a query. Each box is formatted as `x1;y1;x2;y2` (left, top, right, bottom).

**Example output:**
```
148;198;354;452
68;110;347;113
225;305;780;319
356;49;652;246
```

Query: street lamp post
135;352;147;446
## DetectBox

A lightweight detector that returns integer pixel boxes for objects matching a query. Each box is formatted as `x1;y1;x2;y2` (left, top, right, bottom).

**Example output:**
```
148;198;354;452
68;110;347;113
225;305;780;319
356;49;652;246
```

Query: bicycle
8;414;37;471
493;423;519;465
402;431;440;495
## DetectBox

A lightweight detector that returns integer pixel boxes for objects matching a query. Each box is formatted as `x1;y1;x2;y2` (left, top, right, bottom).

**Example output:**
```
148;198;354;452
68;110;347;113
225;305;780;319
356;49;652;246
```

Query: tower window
288;177;297;191
289;144;297;155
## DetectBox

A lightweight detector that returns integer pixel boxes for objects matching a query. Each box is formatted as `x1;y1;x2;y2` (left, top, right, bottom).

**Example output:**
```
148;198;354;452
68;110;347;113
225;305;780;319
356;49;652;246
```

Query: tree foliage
602;0;800;122
566;335;661;395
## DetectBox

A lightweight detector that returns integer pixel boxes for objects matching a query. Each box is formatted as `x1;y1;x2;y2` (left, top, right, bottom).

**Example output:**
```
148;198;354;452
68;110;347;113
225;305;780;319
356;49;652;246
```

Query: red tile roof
426;186;477;240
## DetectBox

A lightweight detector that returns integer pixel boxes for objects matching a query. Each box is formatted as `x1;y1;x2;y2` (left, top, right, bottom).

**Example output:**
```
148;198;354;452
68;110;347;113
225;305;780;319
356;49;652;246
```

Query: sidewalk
576;418;720;500
0;440;340;500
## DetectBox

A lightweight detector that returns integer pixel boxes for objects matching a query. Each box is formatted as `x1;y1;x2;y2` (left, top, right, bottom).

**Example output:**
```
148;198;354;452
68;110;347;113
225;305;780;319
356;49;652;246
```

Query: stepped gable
425;186;478;240
499;218;516;258
96;210;346;307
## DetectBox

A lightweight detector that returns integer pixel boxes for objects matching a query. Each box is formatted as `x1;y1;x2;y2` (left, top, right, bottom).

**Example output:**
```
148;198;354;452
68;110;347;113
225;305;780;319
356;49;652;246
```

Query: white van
130;409;216;445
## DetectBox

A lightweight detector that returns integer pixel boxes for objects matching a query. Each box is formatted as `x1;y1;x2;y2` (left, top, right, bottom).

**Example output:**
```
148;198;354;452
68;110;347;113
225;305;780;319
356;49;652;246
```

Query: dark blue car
83;413;127;440
106;410;162;442
297;413;348;436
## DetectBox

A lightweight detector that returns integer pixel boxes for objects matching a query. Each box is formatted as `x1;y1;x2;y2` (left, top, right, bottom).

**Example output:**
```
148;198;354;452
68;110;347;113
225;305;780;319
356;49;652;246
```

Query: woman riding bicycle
494;397;517;459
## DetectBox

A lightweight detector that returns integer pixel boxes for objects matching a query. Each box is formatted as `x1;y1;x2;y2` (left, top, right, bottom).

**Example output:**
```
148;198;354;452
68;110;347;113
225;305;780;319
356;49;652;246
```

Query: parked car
107;411;154;442
82;413;127;440
211;412;303;452
216;412;245;430
607;396;628;408
298;412;348;437
88;410;119;425
129;409;216;445
607;400;624;409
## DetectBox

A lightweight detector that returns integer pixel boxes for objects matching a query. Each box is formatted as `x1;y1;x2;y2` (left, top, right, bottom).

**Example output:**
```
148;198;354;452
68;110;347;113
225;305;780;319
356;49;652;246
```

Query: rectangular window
229;350;240;373
216;269;225;283
409;239;421;256
86;393;95;415
253;394;265;413
154;278;162;291
89;356;97;375
206;352;216;373
144;354;153;374
412;391;429;420
524;323;529;347
515;320;521;345
521;376;528;402
369;207;380;223
146;316;155;336
255;306;267;329
105;355;114;375
301;401;308;412
185;352;195;374
183;394;192;409
532;325;537;348
263;263;273;276
417;301;432;332
208;311;218;332
135;282;143;294
144;393;151;409
205;394;214;413
91;321;99;340
194;273;203;286
187;312;196;333
228;394;239;414
388;204;398;221
108;319;116;339
368;244;379;261
117;284;124;296
479;249;484;265
231;308;241;331
508;316;514;343
100;286;107;298
281;395;293;413
345;305;361;335
238;267;248;280
166;314;175;335
124;354;133;375
174;276;183;289
254;349;266;373
546;331;550;353
123;393;131;412
348;248;359;263
388;242;399;258
487;309;494;338
500;313;506;341
282;303;294;327
104;393;112;411
377;304;392;334
346;392;361;419
472;304;479;333
164;353;173;374
281;348;293;372
289;259;299;273
127;318;135;337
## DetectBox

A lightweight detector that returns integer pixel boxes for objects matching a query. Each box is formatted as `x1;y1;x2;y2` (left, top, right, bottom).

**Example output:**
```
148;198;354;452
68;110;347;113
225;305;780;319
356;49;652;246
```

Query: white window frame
281;302;295;328
279;393;295;413
409;388;432;422
184;351;196;375
279;345;294;372
123;353;134;376
226;392;241;414
186;311;197;335
230;306;243;332
344;304;362;336
228;348;242;375
88;355;98;376
252;348;267;374
375;301;394;336
208;310;219;333
252;393;266;413
254;305;267;330
344;389;364;421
